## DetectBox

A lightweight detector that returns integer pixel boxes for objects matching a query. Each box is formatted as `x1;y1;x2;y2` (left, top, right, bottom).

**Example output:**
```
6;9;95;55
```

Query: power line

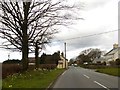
61;29;118;41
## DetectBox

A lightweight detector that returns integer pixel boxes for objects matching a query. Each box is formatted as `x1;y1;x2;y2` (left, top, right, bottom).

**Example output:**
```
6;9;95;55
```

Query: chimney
113;44;118;49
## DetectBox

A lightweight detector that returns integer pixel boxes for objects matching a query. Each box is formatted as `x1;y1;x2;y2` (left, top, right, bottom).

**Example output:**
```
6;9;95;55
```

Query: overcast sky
0;0;119;62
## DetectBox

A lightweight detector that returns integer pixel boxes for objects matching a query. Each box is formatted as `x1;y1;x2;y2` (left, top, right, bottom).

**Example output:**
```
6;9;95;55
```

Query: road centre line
94;81;110;90
83;74;90;79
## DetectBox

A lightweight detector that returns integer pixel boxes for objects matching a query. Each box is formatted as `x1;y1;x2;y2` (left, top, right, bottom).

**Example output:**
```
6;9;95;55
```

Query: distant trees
76;48;102;64
87;49;101;62
69;59;74;66
39;51;60;65
40;53;46;64
52;52;60;65
0;0;82;70
76;54;91;64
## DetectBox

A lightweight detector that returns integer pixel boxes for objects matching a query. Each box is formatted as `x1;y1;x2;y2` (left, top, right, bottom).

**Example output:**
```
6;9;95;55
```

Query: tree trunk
35;42;39;69
21;2;30;71
21;15;29;71
22;37;28;71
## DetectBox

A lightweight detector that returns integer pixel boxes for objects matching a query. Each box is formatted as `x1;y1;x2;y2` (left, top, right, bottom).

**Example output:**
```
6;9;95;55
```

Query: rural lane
52;66;119;90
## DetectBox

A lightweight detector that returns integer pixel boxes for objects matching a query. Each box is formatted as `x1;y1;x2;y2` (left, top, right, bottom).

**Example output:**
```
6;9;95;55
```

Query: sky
0;0;119;62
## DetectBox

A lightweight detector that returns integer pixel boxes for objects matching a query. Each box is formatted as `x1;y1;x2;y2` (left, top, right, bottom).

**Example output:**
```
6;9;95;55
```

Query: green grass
96;67;120;77
2;69;65;88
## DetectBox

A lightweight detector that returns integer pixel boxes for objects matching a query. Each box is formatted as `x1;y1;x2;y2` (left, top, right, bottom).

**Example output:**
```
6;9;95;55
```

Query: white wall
113;51;118;61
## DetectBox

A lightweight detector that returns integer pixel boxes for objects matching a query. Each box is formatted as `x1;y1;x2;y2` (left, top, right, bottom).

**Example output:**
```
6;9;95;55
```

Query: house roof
60;55;65;60
93;57;105;62
104;47;120;56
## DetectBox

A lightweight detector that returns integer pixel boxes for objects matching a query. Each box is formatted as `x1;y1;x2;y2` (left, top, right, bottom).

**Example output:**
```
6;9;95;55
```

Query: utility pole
64;42;66;69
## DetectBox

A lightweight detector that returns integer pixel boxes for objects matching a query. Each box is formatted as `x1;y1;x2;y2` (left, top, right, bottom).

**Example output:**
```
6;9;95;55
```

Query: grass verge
2;69;65;89
96;67;120;77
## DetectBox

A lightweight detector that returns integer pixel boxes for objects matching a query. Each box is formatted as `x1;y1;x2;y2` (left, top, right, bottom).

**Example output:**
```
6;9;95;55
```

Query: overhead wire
57;29;119;42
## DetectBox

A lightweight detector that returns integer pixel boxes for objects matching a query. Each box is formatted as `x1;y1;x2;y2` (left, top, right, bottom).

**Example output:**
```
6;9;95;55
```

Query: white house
93;56;106;64
57;55;68;69
90;44;120;65
28;54;68;69
104;44;120;65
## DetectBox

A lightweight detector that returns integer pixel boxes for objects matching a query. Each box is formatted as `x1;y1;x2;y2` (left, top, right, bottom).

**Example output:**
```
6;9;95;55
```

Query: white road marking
83;74;90;79
94;81;110;90
62;71;66;76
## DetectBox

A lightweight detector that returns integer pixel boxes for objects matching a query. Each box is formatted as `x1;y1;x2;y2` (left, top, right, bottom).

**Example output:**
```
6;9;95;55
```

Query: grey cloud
65;35;103;50
55;31;116;52
83;0;111;10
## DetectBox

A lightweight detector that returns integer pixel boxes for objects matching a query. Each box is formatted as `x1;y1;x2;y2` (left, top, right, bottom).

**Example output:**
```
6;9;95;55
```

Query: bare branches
0;0;83;70
0;0;82;51
0;0;82;70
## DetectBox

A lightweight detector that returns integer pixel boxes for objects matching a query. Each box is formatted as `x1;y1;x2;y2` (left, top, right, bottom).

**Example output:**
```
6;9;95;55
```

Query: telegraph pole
64;42;66;69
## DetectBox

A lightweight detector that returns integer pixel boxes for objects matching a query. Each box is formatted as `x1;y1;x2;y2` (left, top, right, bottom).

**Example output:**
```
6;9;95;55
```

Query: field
79;64;120;77
2;69;65;89
96;67;120;77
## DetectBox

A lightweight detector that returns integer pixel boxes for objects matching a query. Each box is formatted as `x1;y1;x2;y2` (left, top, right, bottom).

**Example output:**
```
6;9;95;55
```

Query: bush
115;58;120;65
39;64;57;71
109;61;116;66
80;64;107;69
3;59;21;64
28;65;36;70
28;64;57;71
96;61;102;64
102;61;106;65
2;64;22;79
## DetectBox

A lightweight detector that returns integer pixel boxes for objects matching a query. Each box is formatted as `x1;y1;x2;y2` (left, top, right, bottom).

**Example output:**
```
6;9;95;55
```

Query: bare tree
76;48;102;64
31;31;54;69
0;0;82;70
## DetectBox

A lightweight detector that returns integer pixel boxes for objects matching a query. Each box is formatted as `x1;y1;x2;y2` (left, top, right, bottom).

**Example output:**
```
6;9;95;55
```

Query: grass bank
79;64;120;77
2;69;65;89
96;67;120;77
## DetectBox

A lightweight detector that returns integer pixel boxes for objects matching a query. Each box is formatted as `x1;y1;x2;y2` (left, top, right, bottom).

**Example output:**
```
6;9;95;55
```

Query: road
52;66;119;90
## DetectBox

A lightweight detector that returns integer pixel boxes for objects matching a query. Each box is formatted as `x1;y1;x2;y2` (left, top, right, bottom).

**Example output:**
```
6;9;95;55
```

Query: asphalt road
52;66;119;90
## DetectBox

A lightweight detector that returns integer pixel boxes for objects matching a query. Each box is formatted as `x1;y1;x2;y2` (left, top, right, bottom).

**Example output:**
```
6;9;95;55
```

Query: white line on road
83;74;90;79
94;81;110;90
62;71;66;76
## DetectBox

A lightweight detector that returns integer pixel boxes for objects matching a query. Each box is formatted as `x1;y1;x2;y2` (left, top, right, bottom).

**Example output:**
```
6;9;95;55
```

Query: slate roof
104;47;120;56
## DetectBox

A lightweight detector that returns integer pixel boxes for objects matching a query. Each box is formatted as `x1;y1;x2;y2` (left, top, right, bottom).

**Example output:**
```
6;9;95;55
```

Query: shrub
102;61;106;65
2;64;22;79
3;59;21;64
39;64;57;71
28;65;35;70
80;64;107;69
115;58;120;65
109;61;116;66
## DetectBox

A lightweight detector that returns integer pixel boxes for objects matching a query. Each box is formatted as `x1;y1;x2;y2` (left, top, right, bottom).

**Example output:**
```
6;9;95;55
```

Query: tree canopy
76;48;102;64
0;0;82;70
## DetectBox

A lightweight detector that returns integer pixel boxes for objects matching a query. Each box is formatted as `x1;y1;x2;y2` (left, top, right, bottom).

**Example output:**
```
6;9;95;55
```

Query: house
57;55;68;69
28;51;68;69
104;44;120;65
41;52;68;69
92;44;120;65
93;56;106;64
